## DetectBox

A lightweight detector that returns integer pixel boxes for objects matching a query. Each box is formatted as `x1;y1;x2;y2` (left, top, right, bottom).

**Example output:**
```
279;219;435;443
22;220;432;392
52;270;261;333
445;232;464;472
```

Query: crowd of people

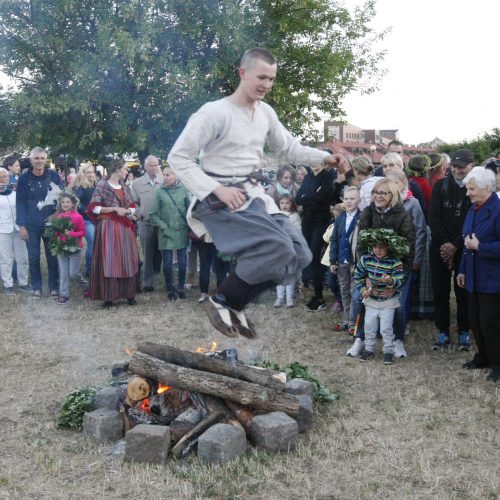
1;48;499;382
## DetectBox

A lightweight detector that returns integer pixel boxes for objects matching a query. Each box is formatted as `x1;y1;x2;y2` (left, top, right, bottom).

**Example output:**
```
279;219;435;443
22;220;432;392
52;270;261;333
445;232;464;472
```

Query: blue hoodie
16;168;62;228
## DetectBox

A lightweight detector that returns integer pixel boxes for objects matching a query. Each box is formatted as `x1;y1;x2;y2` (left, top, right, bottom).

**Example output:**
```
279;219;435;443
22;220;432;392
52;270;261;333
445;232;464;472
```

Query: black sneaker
126;298;137;306
177;290;186;300
306;296;326;311
167;290;177;301
359;350;374;361
383;353;394;365
486;369;500;382
462;354;489;370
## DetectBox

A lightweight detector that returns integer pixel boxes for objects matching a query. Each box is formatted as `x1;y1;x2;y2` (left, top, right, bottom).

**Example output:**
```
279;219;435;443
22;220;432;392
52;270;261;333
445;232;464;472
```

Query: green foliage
439;128;500;164
0;0;385;157
58;386;97;430
253;360;338;403
43;216;80;256
358;228;410;259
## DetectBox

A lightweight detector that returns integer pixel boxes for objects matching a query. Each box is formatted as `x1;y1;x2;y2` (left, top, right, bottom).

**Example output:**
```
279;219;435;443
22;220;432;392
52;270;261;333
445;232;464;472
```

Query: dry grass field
0;276;498;500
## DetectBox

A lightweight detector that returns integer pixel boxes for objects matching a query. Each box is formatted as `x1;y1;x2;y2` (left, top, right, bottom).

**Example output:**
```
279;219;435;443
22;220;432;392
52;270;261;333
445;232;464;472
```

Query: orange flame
124;346;137;357
195;341;218;353
157;384;173;394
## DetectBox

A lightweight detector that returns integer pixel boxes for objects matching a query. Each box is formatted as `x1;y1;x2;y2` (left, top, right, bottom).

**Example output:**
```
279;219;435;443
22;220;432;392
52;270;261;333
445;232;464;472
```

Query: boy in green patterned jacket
354;228;409;365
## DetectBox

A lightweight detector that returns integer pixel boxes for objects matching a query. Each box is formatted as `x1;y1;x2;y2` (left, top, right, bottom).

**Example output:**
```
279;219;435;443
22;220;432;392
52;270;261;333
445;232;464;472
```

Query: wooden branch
171;411;223;459
129;352;300;417
137;342;285;390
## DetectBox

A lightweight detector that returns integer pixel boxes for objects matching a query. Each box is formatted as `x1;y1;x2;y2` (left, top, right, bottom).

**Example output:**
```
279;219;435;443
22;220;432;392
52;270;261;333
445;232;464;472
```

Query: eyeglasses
372;190;390;196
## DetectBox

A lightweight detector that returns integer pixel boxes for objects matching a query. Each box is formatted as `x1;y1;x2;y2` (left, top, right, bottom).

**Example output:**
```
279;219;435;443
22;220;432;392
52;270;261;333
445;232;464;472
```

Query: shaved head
240;48;277;70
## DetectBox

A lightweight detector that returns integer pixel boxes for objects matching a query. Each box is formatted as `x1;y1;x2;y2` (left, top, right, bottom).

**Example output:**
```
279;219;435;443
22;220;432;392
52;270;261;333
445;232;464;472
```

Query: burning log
129;352;300;417
137;342;285;390
224;400;255;432
127;376;150;402
171;411;224;459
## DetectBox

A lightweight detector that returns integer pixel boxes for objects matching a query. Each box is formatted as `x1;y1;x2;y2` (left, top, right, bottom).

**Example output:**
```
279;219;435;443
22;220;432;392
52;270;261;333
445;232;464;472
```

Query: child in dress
274;194;301;307
353;228;409;365
321;203;345;313
53;192;87;304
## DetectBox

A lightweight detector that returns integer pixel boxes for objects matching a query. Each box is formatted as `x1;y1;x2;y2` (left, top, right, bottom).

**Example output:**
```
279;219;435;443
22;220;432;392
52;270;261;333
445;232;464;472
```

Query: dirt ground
0;281;498;500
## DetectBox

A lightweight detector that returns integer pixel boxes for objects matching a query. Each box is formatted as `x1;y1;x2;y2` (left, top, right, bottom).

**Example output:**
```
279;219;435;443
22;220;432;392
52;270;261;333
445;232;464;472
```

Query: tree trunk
137;342;285;390
129;352;300;417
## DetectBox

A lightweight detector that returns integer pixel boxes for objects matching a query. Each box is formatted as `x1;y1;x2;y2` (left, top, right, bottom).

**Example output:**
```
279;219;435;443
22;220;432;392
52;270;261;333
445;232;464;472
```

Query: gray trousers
0;231;29;288
364;306;396;355
192;199;311;285
337;263;356;324
139;223;159;287
58;251;82;297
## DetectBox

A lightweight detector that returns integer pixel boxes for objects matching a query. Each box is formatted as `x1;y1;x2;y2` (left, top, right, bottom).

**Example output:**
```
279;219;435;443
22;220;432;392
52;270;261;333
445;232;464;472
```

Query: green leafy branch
253;361;338;403
58;387;98;430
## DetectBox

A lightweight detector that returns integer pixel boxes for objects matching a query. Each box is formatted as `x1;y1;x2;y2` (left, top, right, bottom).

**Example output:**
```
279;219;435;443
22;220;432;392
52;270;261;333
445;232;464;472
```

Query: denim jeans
26;225;59;292
195;241;230;294
162;248;187;292
84;219;95;276
351;286;365;339
393;271;414;341
58;250;83;297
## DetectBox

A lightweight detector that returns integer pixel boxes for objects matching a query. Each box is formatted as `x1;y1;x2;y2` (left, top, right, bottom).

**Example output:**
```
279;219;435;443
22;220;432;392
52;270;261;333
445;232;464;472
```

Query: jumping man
168;48;348;338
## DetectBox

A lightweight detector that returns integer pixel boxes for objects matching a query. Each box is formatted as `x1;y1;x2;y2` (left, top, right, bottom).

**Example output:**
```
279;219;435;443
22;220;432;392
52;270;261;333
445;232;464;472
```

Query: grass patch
0;273;498;499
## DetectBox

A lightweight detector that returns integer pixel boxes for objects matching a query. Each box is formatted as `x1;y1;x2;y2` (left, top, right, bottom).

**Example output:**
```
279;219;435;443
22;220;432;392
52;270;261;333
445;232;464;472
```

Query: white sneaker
286;298;295;308
346;338;365;357
394;339;407;358
274;298;285;308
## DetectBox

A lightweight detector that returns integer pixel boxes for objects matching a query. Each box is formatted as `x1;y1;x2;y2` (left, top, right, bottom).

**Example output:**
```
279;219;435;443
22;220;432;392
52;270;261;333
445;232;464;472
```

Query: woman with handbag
149;167;190;301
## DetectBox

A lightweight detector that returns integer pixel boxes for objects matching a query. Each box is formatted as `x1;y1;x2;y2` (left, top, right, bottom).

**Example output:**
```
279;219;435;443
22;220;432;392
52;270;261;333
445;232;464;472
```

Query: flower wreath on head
358;228;410;259
407;154;432;177
429;155;445;172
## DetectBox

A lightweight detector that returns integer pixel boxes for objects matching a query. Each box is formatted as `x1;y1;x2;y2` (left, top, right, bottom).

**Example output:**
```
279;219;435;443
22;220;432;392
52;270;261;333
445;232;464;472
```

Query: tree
0;0;385;159
439;129;500;164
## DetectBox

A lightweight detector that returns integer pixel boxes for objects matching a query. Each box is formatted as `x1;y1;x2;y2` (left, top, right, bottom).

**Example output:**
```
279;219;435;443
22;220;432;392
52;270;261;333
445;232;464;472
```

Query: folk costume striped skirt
89;219;140;301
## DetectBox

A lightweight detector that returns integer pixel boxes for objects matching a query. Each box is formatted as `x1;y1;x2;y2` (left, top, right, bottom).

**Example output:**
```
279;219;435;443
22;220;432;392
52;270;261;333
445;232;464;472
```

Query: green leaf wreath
358;228;410;259
43;217;80;256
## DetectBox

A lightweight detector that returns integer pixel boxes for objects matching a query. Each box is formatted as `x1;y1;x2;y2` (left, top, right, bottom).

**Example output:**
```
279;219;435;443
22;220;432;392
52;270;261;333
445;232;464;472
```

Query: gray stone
95;386;122;410
111;361;129;379
296;394;313;433
125;424;170;464
169;408;204;444
83;408;124;443
284;378;316;398
250;411;298;452
198;423;247;464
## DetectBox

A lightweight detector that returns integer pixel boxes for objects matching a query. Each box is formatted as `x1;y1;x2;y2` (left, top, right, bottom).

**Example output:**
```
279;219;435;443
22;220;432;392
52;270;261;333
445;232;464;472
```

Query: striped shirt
354;252;404;300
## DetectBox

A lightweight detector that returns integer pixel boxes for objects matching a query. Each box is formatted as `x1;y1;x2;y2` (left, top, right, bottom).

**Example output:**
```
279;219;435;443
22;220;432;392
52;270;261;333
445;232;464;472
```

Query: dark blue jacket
459;194;500;294
73;186;95;221
295;168;334;222
330;209;360;265
16;168;62;228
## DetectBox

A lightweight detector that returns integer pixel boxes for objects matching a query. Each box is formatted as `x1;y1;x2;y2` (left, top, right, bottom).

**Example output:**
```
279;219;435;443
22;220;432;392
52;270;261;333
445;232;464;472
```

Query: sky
342;0;500;145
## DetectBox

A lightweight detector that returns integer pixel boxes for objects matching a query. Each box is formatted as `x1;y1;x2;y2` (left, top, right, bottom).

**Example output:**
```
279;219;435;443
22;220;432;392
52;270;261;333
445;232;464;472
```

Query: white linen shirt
168;98;329;201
